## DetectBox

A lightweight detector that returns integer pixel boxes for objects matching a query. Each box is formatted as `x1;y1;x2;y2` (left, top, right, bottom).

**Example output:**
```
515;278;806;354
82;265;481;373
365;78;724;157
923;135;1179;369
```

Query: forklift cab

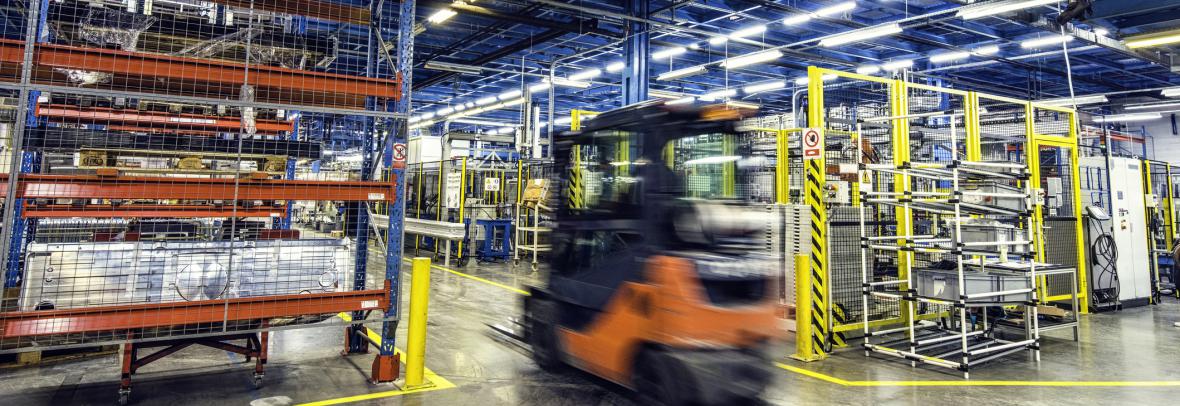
526;102;778;405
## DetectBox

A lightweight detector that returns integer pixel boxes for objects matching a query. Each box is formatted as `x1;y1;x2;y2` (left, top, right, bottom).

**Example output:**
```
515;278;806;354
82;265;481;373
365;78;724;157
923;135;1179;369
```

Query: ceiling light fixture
709;36;729;45
1038;95;1108;106
815;1;857;17
720;49;783;69
652;47;687;59
957;0;1059;20
856;65;880;75
498;89;523;100
423;61;481;75
820;23;902;47
929;51;971;63
427;8;458;24
882;59;914;71
1126;102;1180;110
1126;30;1180;48
667;96;697;105
973;45;1001;55
729;25;768;39
743;80;786;94
700;88;737;101
657;66;706;81
1096;112;1162;122
783;14;811;25
606;61;626;73
1020;35;1073;49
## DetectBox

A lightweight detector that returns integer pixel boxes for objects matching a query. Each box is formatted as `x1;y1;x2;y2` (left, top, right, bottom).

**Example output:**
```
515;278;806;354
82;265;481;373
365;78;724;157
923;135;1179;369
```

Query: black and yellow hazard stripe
805;152;828;355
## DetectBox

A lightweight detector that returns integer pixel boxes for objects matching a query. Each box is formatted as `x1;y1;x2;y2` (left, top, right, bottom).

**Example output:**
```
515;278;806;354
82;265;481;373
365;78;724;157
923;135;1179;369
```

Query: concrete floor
1;259;1178;405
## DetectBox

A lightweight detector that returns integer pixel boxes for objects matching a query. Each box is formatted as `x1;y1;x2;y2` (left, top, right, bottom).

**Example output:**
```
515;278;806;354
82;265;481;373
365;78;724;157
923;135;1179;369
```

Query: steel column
622;0;649;107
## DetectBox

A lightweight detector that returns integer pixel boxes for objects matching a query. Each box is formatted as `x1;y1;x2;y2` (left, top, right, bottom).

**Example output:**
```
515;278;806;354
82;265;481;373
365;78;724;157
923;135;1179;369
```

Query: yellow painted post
965;92;982;162
791;254;825;361
405;257;433;389
776;130;790;204
723;133;736;197
1069;141;1091;312
1143;160;1160;303
803;66;830;355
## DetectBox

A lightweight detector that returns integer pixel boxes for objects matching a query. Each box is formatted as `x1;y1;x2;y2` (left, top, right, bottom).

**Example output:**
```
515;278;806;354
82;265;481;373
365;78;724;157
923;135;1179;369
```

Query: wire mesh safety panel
0;1;403;353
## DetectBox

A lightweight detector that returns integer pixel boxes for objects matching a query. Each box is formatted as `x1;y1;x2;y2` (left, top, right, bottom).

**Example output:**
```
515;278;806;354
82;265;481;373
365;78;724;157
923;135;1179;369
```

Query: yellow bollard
791;254;826;362
405;257;433;388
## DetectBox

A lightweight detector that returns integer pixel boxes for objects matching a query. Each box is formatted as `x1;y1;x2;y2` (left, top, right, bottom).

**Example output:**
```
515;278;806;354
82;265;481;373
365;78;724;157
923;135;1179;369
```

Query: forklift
522;101;780;404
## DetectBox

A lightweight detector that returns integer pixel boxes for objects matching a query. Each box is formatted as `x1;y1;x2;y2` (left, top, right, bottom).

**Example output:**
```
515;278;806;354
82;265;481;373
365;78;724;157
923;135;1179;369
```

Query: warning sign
392;143;408;163
802;128;823;160
484;177;501;192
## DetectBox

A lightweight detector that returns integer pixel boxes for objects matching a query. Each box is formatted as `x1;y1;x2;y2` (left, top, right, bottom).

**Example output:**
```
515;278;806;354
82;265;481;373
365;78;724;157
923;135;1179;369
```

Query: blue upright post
374;0;414;379
622;0;649;107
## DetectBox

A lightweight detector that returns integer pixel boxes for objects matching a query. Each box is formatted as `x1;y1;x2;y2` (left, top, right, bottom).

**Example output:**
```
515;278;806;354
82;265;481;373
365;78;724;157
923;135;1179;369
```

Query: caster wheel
117;389;131;406
253;374;264;389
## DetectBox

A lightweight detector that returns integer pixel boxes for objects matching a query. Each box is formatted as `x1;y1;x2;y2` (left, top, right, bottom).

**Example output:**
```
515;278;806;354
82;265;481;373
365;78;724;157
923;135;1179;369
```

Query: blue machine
475;219;513;262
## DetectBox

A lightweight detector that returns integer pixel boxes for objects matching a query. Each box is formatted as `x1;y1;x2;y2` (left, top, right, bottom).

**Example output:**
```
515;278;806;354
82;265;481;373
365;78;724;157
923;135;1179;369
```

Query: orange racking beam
211;0;371;25
21;204;290;219
0;174;397;202
36;104;296;135
0;40;399;106
0;288;388;337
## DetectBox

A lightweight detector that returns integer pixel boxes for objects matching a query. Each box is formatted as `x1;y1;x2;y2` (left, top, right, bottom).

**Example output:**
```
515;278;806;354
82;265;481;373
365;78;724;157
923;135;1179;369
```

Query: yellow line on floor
389;261;1180;389
297;314;457;406
401;258;531;296
775;362;1180;387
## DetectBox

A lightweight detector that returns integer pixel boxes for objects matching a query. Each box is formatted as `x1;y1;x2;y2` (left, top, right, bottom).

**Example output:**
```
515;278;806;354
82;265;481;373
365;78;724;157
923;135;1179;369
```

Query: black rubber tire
528;299;565;372
632;350;693;406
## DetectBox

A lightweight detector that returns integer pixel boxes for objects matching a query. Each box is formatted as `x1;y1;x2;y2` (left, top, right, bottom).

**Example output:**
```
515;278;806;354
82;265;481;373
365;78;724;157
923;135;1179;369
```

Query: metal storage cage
0;1;413;402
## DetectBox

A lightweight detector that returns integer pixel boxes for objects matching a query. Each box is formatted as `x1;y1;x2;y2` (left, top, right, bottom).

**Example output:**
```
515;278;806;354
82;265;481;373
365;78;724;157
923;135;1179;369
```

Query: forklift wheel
528;299;565;372
633;350;691;406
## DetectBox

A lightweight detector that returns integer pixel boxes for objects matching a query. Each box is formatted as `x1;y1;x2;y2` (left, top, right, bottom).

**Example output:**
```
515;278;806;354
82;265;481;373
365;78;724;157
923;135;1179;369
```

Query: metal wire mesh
0;1;401;353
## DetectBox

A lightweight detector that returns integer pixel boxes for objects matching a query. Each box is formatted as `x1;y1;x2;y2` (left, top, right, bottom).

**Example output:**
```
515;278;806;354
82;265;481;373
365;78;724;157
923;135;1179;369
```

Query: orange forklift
522;101;781;404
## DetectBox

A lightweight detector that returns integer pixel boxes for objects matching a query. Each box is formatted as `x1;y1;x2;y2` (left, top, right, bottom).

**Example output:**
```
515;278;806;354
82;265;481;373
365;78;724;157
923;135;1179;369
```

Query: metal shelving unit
857;112;1041;378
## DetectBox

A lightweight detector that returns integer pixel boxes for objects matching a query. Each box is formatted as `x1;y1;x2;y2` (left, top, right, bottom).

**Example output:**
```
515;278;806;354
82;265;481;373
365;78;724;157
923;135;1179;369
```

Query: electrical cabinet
1081;156;1153;305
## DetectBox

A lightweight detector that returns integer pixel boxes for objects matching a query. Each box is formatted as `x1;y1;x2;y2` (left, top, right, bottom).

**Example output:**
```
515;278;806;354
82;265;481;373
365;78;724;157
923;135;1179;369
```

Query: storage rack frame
0;1;415;402
856;112;1041;378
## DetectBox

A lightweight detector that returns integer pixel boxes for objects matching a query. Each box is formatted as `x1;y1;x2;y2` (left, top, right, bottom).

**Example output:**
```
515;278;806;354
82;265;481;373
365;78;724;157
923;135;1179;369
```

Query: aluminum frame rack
857;113;1041;379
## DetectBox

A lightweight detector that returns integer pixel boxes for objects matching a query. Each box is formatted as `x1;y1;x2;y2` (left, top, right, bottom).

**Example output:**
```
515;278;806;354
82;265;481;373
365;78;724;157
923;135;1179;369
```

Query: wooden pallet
0;345;120;368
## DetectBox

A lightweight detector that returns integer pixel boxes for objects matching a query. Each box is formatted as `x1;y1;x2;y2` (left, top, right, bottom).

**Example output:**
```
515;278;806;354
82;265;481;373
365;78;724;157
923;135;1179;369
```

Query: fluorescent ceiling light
652;47;687;59
452;104;467;112
427;8;458;24
709;36;728;45
1020;35;1073;49
1094;28;1109;36
568;68;602;81
423;61;481;75
856;65;880;75
667;97;696;105
685;156;741;165
554;117;574;125
929;51;971;63
700;88;737;100
1126;31;1180;48
437;107;454;115
1039;95;1108;106
743;80;786;94
794;74;838;85
1096;112;1162;122
498;89;522;100
550;77;591;88
450;118;518;126
606;61;626;73
820;23;902;47
726;101;760;110
657;66;706;81
729;25;767;39
1162;88;1180;98
973;45;1001;55
1126;102;1180;110
815;1;857;17
783;14;811;25
720;49;783;69
528;82;551;93
476;96;498;106
420;112;436;120
882;59;914;70
464;102;475;108
957;0;1058;20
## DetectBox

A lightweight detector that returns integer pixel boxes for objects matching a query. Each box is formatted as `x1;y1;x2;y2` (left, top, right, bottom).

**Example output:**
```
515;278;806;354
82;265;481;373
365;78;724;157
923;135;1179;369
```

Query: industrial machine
1081;156;1154;308
520;102;779;405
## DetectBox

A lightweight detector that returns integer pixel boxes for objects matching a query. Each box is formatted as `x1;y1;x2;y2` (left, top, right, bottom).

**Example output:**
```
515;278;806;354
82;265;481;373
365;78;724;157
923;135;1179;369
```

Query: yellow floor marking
401;258;531;296
393;259;1180;389
776;362;1180;387
298;315;457;406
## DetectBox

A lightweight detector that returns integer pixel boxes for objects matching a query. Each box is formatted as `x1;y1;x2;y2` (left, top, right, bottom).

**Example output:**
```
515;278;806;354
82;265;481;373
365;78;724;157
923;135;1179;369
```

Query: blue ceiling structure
407;0;1180;133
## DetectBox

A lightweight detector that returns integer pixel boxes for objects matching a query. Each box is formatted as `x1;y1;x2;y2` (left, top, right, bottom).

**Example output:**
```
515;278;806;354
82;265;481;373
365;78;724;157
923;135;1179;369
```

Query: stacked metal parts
857;112;1043;378
0;1;408;403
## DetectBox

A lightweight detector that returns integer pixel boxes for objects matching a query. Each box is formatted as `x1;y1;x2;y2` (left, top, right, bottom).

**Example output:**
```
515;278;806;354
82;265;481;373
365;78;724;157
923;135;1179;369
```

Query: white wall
1143;113;1180;162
